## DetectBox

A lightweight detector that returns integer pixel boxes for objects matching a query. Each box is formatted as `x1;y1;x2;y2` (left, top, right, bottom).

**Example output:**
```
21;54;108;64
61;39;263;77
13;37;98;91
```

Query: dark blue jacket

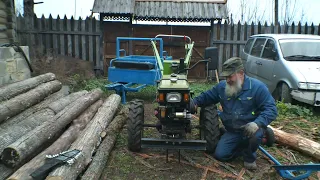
193;75;278;132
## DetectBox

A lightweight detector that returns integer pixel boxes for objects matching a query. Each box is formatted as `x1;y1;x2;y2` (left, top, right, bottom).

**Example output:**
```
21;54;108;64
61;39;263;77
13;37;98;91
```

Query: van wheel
276;83;292;103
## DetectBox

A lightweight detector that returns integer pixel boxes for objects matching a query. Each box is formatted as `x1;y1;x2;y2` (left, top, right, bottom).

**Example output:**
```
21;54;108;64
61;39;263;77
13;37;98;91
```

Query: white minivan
241;34;320;106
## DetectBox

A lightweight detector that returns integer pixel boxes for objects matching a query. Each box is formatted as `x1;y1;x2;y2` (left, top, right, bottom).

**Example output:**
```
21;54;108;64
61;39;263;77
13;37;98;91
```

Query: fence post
297;22;301;34
58;15;64;55
218;21;223;74
88;17;94;63
98;13;104;76
234;21;240;57
95;17;101;74
231;21;238;57
70;16;75;57
310;23;315;35
47;14;53;52
85;16;90;62
81;17;87;61
239;21;245;56
226;21;231;59
66;16;72;56
78;17;83;59
73;16;80;58
52;14;58;54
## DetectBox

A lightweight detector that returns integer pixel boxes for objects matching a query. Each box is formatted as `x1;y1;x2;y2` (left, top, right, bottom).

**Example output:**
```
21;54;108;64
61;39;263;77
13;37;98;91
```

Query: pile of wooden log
0;73;128;180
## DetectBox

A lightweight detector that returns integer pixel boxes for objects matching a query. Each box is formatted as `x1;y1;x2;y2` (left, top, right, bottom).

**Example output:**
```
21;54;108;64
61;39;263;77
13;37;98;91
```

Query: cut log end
1;147;20;167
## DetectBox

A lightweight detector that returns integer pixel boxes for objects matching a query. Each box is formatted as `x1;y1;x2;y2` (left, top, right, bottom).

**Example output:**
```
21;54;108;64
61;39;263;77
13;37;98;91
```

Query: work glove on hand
241;122;259;137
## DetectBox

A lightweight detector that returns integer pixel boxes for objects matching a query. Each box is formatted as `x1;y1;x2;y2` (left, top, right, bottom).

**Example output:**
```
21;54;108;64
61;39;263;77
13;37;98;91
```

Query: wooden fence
16;14;320;78
211;21;320;73
16;14;102;70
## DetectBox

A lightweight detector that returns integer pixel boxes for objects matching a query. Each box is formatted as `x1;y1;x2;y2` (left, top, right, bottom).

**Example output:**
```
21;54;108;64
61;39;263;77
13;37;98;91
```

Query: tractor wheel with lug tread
127;99;144;152
200;104;221;154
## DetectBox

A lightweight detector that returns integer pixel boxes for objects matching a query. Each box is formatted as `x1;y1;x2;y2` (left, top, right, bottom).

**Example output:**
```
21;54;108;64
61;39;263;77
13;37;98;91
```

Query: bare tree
227;0;267;24
279;0;305;24
299;9;307;24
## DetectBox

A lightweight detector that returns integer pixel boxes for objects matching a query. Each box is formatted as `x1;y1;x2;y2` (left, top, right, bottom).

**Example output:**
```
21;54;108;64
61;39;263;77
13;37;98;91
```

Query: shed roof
92;0;228;21
92;0;135;15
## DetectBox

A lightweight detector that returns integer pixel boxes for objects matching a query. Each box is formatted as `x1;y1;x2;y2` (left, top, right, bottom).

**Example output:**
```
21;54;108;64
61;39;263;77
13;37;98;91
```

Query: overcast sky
14;0;320;25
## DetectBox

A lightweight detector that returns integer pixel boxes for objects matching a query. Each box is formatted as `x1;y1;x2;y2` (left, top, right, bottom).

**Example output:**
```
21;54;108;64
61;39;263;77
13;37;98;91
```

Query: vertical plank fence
210;21;320;74
16;14;320;78
16;14;101;69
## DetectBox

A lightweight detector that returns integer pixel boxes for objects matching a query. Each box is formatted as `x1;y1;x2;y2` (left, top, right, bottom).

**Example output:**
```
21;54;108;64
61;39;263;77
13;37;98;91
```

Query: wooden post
218;20;223;74
274;0;278;25
78;17;83;59
52;14;58;54
40;14;46;54
95;16;101;75
85;16;90;61
88;17;94;63
71;16;75;57
99;13;105;76
46;14;52;52
74;16;80;58
67;16;72;56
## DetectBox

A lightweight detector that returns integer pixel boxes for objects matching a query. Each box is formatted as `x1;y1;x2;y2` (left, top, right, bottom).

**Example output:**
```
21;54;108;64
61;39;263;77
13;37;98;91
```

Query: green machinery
126;34;220;160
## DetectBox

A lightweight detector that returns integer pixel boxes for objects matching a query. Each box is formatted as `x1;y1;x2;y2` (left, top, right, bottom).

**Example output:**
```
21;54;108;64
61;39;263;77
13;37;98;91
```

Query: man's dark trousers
214;129;263;163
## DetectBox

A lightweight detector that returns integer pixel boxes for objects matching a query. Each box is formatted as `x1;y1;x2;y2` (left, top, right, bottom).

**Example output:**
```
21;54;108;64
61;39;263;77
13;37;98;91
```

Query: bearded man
191;57;278;170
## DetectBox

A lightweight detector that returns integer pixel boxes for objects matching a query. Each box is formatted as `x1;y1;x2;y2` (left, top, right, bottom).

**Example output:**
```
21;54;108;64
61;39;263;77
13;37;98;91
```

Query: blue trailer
105;35;194;104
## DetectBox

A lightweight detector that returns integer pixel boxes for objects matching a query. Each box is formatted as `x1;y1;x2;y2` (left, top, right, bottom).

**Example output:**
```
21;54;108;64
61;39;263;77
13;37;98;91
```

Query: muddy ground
29;52;319;180
100;101;320;180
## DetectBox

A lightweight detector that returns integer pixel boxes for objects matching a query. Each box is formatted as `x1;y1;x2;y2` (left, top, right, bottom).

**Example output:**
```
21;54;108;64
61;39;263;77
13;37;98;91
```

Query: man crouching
191;57;278;170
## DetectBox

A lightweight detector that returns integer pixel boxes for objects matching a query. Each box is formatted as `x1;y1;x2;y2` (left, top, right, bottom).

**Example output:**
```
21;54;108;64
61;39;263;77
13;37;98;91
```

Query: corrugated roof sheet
134;1;227;20
92;0;135;14
92;0;228;20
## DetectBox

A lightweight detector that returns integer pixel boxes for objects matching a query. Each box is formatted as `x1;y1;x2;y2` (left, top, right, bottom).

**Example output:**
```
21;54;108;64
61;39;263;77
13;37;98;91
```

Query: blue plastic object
259;145;320;179
106;37;165;104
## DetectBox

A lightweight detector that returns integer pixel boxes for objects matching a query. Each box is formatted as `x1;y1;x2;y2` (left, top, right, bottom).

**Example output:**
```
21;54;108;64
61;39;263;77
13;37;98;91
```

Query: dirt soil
100;102;319;180
30;50;95;84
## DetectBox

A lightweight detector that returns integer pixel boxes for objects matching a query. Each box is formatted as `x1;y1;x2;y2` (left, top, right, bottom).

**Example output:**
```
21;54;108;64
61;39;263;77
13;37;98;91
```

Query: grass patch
68;74;109;93
68;74;216;102
271;101;320;142
189;81;216;97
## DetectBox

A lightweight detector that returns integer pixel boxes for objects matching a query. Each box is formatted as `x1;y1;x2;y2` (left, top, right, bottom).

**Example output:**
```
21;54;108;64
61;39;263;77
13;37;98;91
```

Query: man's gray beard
225;77;242;97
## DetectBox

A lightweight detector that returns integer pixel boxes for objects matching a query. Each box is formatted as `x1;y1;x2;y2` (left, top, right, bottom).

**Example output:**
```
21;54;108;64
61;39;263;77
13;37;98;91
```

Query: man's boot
244;161;257;170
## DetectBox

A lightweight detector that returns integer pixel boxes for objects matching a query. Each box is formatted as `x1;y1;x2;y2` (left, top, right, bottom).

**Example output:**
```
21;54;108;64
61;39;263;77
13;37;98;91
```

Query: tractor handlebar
177;59;210;74
155;34;192;44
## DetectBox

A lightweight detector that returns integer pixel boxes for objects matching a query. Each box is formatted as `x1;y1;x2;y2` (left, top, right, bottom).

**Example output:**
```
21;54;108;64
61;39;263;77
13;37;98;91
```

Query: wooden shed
92;0;228;79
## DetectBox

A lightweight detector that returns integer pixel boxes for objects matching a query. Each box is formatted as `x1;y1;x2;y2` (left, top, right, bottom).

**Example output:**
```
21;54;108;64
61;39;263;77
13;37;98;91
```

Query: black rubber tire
280;83;292;103
200;104;221;153
265;127;275;147
127;99;144;152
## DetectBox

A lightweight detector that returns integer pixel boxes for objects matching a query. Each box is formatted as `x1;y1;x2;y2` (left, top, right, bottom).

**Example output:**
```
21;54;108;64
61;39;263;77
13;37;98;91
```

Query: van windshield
279;39;320;61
